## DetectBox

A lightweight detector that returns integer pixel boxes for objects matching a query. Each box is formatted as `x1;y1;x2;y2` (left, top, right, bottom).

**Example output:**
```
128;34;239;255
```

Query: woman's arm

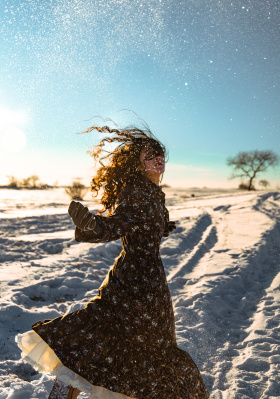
74;226;100;242
69;187;151;243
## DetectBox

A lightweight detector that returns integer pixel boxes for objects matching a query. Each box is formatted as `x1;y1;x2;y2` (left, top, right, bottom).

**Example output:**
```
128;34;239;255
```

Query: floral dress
16;174;210;398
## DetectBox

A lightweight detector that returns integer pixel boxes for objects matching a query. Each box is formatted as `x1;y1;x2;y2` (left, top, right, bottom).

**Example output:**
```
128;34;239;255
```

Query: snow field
0;188;279;398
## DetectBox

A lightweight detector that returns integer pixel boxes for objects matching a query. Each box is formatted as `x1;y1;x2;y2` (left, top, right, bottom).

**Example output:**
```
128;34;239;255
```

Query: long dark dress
32;174;210;398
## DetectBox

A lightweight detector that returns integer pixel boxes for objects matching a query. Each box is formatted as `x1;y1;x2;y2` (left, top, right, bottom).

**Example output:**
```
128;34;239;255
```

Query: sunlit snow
0;187;279;398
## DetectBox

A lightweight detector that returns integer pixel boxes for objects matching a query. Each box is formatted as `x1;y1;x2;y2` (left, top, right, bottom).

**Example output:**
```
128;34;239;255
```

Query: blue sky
0;0;279;188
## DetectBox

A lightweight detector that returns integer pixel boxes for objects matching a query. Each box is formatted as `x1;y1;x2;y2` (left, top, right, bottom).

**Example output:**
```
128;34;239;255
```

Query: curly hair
82;124;168;215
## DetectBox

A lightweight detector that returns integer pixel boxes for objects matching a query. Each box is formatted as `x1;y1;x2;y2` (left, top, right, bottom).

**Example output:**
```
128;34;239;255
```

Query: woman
16;124;210;398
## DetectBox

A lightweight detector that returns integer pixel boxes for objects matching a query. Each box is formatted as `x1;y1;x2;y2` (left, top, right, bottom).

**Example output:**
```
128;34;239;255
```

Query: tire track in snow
171;193;280;398
162;213;217;289
208;220;280;398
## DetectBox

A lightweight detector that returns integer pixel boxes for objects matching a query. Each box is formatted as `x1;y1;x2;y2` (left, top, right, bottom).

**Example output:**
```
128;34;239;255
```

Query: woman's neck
141;171;161;186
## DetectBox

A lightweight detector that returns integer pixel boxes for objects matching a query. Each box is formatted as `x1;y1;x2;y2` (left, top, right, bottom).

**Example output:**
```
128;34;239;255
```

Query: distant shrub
6;175;46;189
259;179;270;189
29;175;40;188
161;184;171;188
191;193;195;197
7;175;19;187
20;175;41;188
65;179;88;200
238;183;256;190
21;177;32;187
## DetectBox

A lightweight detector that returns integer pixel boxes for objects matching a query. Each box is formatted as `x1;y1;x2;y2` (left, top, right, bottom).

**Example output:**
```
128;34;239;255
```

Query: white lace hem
16;330;133;399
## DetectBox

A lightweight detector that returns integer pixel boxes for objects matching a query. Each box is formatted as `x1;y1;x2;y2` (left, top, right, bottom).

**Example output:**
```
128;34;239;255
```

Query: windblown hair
83;124;167;214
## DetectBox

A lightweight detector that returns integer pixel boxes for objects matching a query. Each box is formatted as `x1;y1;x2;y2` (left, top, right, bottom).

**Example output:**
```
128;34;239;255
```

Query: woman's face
139;145;165;177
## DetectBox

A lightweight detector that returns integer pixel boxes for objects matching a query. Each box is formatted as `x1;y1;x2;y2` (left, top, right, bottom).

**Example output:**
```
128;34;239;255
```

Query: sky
0;0;279;188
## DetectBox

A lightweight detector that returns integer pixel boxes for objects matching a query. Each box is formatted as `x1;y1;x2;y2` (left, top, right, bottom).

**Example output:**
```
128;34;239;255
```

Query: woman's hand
168;221;176;232
68;201;97;231
163;221;176;237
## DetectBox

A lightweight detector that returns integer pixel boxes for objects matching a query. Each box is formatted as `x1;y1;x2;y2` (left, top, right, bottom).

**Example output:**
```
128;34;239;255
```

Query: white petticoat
16;330;133;399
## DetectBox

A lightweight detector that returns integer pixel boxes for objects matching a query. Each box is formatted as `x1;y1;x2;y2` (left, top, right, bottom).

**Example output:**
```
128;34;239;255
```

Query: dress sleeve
75;186;151;243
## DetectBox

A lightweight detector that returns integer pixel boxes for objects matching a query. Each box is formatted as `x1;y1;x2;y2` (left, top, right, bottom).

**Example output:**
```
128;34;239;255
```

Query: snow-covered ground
0;187;279;399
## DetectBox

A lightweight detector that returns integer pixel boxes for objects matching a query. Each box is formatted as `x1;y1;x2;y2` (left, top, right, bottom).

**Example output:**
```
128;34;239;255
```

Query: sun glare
0;107;28;127
0;106;29;153
0;127;27;152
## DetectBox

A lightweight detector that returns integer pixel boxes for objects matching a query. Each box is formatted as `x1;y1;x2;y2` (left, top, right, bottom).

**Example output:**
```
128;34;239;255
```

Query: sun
0;127;27;152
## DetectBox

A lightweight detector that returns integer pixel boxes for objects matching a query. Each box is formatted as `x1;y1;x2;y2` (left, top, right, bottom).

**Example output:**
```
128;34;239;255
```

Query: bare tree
227;150;279;191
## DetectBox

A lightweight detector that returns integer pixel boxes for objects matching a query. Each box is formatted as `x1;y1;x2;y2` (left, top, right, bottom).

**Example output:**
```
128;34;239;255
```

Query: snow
0;187;279;399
